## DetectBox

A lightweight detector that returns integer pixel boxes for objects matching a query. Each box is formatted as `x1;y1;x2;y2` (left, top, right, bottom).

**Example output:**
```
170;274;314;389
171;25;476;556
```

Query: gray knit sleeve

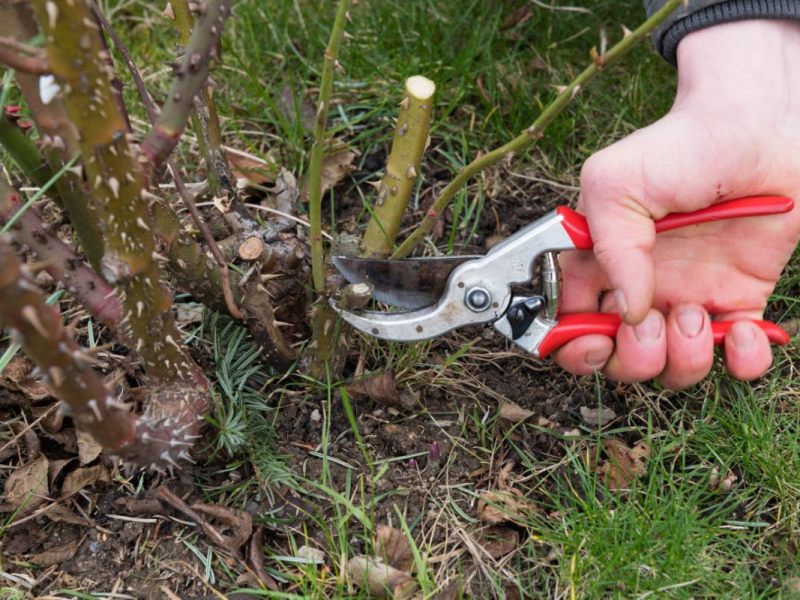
645;0;800;66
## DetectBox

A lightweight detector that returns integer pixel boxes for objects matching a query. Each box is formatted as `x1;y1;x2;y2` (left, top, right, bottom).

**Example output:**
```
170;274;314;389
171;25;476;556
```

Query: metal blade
332;255;481;310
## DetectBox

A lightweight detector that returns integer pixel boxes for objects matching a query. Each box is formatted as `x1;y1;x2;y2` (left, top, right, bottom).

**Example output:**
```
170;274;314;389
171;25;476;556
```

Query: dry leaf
191;502;253;552
498;400;535;423
113;495;165;515
278;85;316;132
375;524;413;572
347;371;415;410
225;147;277;186
28;539;79;566
709;467;738;492
476;524;519;559
247;526;279;591
432;581;460;600
304;141;357;198
295;545;326;565
61;464;110;498
0;356;50;400
477;489;537;525
579;406;617;427
597;439;651;490
2;455;49;513
347;556;418;600
76;429;103;465
43;504;92;526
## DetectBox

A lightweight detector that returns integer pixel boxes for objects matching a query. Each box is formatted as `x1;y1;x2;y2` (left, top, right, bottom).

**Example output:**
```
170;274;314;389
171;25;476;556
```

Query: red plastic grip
536;313;790;359
556;195;794;250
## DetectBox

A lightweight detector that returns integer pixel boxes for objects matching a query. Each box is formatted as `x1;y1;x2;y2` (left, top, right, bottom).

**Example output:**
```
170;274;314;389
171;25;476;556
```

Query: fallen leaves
346;371;416;410
579;405;617;427
597;439;651;490
61;464;111;499
477;489;538;525
2;454;49;514
375;524;414;572
347;556;417;600
0;356;50;400
302;139;357;198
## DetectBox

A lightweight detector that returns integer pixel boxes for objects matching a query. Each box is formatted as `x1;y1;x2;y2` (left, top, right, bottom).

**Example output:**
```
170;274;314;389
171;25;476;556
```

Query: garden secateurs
330;196;794;358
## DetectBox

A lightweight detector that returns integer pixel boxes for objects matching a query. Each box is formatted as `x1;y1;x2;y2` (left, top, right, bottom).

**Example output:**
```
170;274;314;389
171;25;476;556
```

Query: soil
0;168;636;598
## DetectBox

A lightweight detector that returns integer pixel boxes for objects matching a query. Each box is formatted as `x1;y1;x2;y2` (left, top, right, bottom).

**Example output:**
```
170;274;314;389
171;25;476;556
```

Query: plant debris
346;556;418;600
597;439;651;490
375;524;414;572
580;405;617;427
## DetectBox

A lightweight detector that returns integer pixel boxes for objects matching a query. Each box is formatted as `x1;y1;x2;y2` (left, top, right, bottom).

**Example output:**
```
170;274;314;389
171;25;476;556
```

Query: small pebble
310;408;321;422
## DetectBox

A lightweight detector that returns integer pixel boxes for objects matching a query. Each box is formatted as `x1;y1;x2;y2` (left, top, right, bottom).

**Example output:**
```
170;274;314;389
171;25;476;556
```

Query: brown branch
139;0;233;173
0;36;49;74
0;179;122;328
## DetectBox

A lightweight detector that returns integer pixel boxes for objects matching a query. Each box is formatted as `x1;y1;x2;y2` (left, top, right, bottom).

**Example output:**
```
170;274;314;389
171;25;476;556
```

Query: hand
554;20;800;389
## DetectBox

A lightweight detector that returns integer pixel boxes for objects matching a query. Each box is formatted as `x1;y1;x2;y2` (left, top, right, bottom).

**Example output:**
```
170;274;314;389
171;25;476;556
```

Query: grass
5;0;799;598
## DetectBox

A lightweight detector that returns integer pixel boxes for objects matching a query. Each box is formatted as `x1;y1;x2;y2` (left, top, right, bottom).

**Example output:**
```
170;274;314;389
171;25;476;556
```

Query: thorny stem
307;0;351;292
33;0;206;386
91;4;243;319
139;0;233;174
0;36;49;75
391;0;684;258
0;2;105;270
0;238;134;450
0;178;122;328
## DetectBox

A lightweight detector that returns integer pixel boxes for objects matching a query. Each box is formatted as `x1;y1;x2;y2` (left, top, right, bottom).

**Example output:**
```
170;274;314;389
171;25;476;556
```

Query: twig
0;36;49;74
139;0;233;173
243;203;333;240
307;0;351;292
92;2;243;320
392;0;684;258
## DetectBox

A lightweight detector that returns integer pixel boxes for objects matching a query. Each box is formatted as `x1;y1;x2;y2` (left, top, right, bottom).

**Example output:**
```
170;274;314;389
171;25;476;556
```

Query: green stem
308;0;351;292
361;76;435;257
391;0;684;258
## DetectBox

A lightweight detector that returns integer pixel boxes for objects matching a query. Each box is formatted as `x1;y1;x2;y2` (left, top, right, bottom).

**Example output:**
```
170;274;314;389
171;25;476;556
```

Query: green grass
35;0;800;597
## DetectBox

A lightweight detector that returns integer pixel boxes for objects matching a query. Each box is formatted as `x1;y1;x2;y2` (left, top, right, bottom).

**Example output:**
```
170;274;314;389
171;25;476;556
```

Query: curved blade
332;255;481;310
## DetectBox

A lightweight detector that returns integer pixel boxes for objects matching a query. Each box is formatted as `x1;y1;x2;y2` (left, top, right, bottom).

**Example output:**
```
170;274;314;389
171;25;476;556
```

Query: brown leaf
477;489;537;525
61;464;110;498
375;524;413;572
476;524;520;559
225;147;277;186
0;356;50;400
347;371;415;410
247;526;279;591
433;581;460;600
579;405;617;427
498;400;535;423
278;85;316;132
597;439;651;490
191;502;253;552
3;455;49;514
304;141;357;198
43;504;91;527
28;539;79;566
347;556;418;600
113;495;165;515
76;428;103;465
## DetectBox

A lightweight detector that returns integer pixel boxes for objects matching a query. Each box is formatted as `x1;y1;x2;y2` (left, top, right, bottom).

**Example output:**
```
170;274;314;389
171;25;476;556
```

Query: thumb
579;149;656;325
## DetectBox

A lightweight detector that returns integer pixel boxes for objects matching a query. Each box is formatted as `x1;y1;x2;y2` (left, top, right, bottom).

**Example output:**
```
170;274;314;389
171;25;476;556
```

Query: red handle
557;196;794;250
536;313;791;359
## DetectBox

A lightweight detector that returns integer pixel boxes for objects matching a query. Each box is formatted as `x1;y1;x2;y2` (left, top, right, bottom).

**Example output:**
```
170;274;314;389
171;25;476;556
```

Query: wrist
675;20;800;112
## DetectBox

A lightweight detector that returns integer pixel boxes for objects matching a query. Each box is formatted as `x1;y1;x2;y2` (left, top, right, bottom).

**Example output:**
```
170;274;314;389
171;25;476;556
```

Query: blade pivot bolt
465;287;491;312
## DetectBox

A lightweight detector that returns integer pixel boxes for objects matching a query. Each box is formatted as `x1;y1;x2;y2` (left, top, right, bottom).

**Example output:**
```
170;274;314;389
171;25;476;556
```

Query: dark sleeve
645;0;800;66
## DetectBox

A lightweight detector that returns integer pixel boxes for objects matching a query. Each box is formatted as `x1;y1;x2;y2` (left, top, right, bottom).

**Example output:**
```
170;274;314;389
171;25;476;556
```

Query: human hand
554;20;800;389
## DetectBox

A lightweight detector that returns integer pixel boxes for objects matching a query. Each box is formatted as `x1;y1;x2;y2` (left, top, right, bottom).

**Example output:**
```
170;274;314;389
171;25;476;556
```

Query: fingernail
677;307;704;338
634;313;662;344
585;349;609;369
614;289;628;317
731;322;756;352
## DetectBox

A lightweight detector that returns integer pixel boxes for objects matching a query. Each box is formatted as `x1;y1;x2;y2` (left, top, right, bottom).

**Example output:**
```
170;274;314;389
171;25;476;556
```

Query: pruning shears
331;196;793;358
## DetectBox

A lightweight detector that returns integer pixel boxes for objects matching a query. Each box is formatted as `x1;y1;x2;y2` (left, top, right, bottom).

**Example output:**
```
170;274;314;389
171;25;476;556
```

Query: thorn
343;30;354;40
136;217;150;231
21;306;50;338
398;96;410;111
405;165;417;179
87;399;102;421
160;450;180;468
45;1;58;29
621;25;632;38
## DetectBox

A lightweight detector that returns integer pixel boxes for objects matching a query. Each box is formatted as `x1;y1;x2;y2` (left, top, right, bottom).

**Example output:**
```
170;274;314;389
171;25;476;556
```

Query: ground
2;0;800;599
